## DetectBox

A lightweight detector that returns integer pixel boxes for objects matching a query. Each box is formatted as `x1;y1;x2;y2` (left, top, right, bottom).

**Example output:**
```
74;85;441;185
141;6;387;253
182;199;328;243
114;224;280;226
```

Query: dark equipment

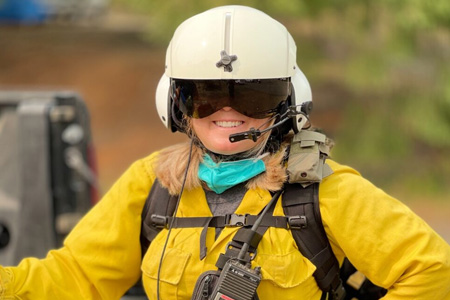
141;180;387;300
0;91;97;266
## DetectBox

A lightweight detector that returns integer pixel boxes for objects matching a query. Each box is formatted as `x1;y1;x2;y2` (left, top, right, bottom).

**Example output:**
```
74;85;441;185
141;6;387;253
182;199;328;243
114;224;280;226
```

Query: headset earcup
290;66;313;133
155;74;173;130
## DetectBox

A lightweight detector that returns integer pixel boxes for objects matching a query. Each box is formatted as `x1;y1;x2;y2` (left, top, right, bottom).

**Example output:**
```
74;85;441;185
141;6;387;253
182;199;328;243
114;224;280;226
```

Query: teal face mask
198;154;267;194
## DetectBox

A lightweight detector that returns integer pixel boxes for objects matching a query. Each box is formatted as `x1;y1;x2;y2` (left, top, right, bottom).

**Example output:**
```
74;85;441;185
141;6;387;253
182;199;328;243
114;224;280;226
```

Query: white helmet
156;5;312;133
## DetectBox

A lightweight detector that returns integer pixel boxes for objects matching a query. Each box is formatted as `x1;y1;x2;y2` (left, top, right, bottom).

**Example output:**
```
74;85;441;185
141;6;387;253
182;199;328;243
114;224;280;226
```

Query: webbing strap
140;179;345;298
150;214;290;229
215;226;267;269
233;227;264;248
140;179;178;257
216;190;282;269
140;180;289;262
282;183;345;299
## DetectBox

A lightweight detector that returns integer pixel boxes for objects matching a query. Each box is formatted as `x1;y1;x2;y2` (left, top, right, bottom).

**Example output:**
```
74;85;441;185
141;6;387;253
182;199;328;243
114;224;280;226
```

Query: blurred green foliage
112;0;450;198
111;0;450;43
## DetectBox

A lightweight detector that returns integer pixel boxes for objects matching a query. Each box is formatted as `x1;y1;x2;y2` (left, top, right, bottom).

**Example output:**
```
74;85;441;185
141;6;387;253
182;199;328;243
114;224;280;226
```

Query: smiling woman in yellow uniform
1;5;450;300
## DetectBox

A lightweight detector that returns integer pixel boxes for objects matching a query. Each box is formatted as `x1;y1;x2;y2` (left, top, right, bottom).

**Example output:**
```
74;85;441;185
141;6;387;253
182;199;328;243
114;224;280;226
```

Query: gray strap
200;217;213;260
151;214;289;229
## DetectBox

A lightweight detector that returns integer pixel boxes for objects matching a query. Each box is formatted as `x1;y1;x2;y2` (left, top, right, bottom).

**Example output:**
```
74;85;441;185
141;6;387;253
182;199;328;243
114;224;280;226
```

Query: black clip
246;128;259;142
288;215;307;229
150;214;168;229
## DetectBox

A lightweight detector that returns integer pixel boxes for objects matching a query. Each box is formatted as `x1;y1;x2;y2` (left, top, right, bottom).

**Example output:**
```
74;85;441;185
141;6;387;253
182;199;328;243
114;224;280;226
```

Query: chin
205;140;256;156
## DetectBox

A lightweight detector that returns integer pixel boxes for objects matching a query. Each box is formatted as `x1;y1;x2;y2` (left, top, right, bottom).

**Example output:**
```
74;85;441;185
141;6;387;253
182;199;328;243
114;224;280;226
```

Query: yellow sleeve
0;153;158;300
320;160;450;299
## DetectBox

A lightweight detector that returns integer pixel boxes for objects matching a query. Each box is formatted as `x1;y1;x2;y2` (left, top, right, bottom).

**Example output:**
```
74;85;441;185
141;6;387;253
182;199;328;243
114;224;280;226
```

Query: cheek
252;118;271;130
191;119;209;140
191;119;236;153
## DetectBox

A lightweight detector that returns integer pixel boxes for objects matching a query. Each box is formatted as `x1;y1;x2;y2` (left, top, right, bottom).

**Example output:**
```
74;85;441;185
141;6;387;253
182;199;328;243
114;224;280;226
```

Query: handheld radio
210;259;261;300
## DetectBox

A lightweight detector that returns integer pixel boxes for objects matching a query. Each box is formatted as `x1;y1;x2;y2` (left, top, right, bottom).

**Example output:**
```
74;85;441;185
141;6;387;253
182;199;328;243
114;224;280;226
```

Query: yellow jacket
1;152;450;299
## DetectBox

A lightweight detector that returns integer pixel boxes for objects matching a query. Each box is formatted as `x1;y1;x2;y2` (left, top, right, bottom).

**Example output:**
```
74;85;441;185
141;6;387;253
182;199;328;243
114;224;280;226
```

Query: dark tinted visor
171;78;290;119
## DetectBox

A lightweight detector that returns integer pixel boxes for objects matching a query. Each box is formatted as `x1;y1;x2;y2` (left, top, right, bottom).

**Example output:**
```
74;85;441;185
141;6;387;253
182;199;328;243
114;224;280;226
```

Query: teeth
214;121;243;128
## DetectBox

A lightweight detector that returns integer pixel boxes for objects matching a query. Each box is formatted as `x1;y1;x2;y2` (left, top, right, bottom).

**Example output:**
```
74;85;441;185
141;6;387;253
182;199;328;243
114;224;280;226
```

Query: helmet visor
171;79;290;119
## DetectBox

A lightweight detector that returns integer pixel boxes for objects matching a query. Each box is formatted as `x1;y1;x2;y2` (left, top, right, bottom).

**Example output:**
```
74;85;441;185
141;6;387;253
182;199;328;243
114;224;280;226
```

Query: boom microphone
229;104;310;143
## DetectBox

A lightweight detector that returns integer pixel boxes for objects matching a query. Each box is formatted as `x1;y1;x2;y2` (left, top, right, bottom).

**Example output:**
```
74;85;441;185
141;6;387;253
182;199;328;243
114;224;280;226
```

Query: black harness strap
140;180;287;257
282;183;345;300
140;180;345;299
150;214;290;229
214;226;267;270
140;178;178;257
140;179;387;300
215;192;280;270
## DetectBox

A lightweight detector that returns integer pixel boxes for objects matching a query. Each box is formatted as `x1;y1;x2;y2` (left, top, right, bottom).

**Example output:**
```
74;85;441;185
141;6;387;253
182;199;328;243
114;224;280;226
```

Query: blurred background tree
110;0;450;198
1;0;448;201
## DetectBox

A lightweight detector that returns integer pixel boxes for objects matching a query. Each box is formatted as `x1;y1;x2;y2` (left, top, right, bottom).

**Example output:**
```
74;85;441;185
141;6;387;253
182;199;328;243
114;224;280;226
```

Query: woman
1;5;450;300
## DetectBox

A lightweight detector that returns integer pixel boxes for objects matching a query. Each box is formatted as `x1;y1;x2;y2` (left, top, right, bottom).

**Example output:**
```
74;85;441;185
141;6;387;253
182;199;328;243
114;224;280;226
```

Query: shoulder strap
282;182;345;300
140;178;178;257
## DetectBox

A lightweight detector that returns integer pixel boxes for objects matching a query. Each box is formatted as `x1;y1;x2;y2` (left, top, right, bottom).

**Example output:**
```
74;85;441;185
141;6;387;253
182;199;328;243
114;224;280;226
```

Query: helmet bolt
216;50;238;72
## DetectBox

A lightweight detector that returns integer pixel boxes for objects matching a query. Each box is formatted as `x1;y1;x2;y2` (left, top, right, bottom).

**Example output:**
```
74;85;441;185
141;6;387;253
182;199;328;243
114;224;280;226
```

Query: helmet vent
215;12;237;72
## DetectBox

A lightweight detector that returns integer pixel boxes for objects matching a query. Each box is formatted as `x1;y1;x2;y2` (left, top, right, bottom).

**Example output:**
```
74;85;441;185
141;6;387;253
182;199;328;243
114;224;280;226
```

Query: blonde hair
155;141;288;195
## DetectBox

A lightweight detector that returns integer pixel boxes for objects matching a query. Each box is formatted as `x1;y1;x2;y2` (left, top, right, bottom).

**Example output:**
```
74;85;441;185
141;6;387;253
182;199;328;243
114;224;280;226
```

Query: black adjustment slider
150;214;168;229
288;215;307;229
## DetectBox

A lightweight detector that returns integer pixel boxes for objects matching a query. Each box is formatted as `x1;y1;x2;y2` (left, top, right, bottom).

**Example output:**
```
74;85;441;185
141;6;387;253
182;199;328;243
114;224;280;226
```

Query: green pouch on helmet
287;130;333;185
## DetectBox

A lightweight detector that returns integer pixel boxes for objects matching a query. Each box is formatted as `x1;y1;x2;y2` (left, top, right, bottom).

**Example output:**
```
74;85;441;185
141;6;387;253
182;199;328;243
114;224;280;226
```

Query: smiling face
191;106;271;155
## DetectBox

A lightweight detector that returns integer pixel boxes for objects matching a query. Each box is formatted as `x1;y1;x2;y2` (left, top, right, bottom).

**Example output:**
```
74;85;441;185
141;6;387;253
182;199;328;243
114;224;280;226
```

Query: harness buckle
150;214;168;229
330;281;346;300
226;214;248;227
288;215;307;229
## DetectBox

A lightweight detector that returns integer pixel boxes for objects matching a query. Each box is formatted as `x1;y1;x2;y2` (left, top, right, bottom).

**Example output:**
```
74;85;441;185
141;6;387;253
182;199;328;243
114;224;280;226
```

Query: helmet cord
156;137;194;300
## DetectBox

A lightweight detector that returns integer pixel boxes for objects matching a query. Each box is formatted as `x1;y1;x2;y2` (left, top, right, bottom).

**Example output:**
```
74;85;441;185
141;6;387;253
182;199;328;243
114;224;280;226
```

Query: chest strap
215;189;283;269
140;180;307;260
149;213;293;229
151;211;291;261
